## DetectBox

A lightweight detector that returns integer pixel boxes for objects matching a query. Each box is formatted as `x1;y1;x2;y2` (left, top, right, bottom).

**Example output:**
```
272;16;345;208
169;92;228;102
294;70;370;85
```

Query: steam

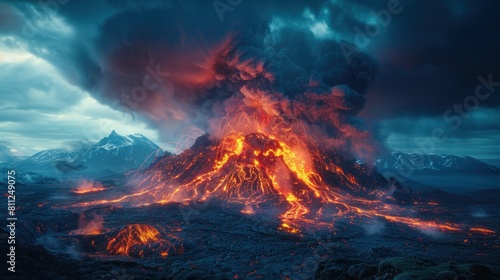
362;218;386;235
471;209;489;218
75;212;104;235
417;227;444;238
71;179;107;194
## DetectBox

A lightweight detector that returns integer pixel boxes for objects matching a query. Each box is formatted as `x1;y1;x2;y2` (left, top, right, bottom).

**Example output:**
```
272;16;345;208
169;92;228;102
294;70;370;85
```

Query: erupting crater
72;114;489;235
107;224;179;257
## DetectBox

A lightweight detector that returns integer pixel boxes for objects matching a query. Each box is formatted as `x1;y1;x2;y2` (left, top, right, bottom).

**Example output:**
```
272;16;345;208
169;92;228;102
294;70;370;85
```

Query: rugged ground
1;181;499;279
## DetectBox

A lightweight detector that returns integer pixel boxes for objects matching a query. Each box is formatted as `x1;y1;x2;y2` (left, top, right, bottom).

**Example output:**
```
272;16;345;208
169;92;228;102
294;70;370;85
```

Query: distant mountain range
1;132;498;184
375;152;500;175
0;131;162;180
81;130;161;172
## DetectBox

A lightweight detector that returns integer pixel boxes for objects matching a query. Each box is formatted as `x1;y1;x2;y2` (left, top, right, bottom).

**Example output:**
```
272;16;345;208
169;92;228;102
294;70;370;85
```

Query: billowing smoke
202;29;378;159
6;1;380;159
89;19;379;158
76;212;104;235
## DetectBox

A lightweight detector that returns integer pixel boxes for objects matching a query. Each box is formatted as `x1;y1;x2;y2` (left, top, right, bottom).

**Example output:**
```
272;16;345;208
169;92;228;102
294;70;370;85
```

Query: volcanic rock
347;263;378;279
107;224;178;258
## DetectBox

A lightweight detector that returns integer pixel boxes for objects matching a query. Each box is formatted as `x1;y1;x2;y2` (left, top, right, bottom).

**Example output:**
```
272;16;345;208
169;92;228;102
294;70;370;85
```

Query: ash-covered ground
1;179;499;280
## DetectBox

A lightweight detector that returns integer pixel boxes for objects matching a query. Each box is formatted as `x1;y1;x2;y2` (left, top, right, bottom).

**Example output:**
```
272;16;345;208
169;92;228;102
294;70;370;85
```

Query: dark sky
0;0;499;158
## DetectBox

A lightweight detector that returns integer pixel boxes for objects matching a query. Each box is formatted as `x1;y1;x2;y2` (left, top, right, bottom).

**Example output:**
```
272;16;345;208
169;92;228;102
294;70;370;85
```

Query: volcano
10;124;499;279
106;224;180;257
75;117;468;234
140;132;387;219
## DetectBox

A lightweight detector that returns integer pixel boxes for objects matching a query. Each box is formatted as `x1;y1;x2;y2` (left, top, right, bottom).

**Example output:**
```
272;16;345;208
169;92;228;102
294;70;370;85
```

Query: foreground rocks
4;183;500;279
315;256;500;280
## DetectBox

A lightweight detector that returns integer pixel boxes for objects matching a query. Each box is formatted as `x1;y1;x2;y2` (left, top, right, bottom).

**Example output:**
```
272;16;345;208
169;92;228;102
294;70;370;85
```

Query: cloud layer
0;0;499;158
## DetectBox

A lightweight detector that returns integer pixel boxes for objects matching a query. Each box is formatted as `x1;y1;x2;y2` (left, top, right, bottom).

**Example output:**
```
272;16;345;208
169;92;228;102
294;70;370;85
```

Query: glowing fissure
106;224;178;257
107;224;161;255
72;180;107;194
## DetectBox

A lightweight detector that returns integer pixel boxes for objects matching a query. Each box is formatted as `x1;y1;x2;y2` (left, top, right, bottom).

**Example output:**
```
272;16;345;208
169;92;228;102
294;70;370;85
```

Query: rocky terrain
1;180;499;279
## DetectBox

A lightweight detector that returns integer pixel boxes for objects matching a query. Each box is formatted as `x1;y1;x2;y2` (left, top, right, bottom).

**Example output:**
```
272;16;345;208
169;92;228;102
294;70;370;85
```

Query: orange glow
70;228;103;235
69;213;105;235
70;112;495;236
107;224;162;255
469;227;496;235
72;180;107;194
381;215;461;232
241;204;255;214
286;194;298;202
279;223;300;234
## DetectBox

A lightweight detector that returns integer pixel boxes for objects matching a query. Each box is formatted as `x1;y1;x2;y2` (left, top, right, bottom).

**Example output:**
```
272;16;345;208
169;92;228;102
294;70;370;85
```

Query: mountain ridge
375;152;500;175
1;131;162;179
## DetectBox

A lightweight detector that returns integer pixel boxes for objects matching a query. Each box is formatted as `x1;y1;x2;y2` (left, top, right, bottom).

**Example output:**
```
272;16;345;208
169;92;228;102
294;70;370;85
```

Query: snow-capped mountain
20;148;83;170
5;131;162;178
375;152;500;175
81;130;161;173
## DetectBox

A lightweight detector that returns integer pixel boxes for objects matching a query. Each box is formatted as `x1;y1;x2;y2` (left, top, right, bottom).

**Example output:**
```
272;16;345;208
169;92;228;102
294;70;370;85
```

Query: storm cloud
0;0;499;158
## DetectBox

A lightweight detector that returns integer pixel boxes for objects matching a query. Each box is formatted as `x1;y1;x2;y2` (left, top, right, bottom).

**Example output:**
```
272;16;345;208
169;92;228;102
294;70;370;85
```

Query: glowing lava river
70;115;493;236
7;115;499;279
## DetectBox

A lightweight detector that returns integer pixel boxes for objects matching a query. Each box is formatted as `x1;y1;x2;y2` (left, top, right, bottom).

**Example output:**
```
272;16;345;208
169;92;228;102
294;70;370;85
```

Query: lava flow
72;180;108;194
107;224;177;257
70;113;496;236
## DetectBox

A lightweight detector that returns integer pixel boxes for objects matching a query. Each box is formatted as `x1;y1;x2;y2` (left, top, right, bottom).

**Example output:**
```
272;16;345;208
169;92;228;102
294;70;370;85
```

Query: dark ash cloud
1;0;499;158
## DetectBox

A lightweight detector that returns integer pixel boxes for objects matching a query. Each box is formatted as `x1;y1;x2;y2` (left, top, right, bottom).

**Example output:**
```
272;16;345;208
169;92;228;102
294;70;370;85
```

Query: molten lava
107;224;164;255
72;114;496;236
72;180;107;194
